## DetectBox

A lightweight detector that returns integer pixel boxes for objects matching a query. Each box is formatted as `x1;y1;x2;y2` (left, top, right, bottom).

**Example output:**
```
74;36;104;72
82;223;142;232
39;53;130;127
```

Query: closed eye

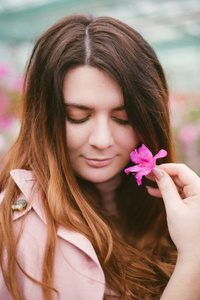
65;104;91;124
66;115;90;124
112;116;130;125
112;107;129;125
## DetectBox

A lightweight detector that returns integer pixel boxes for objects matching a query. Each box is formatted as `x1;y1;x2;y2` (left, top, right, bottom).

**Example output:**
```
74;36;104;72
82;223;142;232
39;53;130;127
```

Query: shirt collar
7;169;104;272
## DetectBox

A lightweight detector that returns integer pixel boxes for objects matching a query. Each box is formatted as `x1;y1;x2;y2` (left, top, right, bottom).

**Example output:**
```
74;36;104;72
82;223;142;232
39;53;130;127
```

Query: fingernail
152;168;164;181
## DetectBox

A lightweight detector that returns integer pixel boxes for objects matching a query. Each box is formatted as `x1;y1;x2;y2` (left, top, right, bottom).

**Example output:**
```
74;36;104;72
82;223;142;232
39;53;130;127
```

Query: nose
88;117;114;150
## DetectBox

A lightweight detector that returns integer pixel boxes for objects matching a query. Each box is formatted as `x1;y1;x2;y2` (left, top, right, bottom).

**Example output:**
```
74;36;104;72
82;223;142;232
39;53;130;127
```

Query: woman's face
63;66;139;184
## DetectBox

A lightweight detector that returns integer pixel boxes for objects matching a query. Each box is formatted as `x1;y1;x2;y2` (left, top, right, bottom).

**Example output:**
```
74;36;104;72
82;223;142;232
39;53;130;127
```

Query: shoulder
1;169;102;265
0;169;106;299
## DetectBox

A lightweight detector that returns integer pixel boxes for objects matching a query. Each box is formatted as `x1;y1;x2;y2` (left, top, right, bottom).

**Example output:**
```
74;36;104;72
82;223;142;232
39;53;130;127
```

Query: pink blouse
0;169;107;299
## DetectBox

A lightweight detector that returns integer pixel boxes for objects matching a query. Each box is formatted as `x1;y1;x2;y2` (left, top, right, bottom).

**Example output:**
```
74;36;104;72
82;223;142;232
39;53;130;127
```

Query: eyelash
66;115;129;125
113;117;129;125
66;116;90;124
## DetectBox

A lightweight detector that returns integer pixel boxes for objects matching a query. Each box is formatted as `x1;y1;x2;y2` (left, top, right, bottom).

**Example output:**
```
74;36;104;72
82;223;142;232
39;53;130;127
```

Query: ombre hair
0;15;176;299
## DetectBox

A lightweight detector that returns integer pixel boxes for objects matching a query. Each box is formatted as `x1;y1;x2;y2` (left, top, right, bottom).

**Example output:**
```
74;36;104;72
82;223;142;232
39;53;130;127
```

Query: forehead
63;66;124;108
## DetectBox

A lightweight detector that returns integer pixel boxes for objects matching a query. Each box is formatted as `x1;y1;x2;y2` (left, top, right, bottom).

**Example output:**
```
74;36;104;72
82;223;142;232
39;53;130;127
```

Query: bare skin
147;164;200;300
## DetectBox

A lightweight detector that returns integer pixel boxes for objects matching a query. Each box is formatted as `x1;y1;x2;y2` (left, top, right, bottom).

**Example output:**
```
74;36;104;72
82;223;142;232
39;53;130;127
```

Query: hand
146;163;200;262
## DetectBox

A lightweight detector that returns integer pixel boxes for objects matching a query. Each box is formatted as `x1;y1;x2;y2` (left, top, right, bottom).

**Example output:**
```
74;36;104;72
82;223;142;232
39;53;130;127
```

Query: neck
95;174;121;215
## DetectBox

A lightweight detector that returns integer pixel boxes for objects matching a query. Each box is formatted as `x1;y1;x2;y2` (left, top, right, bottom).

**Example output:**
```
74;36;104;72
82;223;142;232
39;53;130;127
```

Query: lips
85;157;113;168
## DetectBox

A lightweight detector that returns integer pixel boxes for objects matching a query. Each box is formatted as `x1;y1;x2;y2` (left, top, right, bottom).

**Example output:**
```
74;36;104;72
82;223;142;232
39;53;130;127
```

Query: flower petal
125;145;167;186
127;165;144;172
130;144;153;164
135;173;142;185
154;149;168;160
135;167;152;185
148;159;156;170
138;167;152;177
130;149;141;164
138;144;153;161
124;166;136;175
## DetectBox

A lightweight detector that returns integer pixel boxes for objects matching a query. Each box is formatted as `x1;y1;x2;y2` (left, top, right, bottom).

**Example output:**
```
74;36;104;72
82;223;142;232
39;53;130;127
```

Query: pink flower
124;144;167;186
0;116;14;131
13;75;24;92
0;63;11;78
178;125;197;145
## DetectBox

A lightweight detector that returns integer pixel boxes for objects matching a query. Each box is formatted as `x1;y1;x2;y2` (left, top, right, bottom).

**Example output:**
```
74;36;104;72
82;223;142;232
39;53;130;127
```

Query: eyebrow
65;104;91;110
65;104;126;111
113;105;125;111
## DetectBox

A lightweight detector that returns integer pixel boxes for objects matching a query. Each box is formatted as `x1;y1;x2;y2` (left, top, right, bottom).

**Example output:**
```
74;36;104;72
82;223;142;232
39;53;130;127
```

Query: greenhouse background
0;0;200;174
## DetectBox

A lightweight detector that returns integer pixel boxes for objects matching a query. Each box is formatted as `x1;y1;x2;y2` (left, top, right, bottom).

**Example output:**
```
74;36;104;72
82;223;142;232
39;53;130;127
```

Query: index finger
158;163;200;196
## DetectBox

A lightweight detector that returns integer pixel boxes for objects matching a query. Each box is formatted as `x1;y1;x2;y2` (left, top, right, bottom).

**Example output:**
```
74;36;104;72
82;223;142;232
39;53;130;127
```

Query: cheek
115;127;139;151
66;124;88;151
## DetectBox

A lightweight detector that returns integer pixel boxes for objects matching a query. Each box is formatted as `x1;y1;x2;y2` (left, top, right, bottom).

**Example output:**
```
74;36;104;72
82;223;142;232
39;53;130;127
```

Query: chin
85;176;112;184
78;170;120;184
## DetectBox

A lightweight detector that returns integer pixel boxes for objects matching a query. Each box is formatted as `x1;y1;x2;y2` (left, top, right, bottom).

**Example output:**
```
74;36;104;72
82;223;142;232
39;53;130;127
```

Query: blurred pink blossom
0;116;14;131
178;125;198;144
13;75;24;91
0;63;11;78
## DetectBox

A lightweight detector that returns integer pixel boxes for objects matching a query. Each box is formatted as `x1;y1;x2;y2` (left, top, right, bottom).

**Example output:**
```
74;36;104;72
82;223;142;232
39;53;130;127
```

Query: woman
0;14;200;300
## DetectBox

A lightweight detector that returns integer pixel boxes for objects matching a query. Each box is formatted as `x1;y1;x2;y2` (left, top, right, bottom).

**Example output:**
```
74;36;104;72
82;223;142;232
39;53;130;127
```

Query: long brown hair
0;15;176;299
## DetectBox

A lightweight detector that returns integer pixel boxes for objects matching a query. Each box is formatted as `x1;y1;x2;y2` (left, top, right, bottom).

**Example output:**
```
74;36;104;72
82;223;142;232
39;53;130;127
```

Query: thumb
152;167;182;211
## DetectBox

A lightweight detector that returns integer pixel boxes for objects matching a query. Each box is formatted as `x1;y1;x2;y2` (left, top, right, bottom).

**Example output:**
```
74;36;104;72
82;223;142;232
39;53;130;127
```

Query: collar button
12;199;28;211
